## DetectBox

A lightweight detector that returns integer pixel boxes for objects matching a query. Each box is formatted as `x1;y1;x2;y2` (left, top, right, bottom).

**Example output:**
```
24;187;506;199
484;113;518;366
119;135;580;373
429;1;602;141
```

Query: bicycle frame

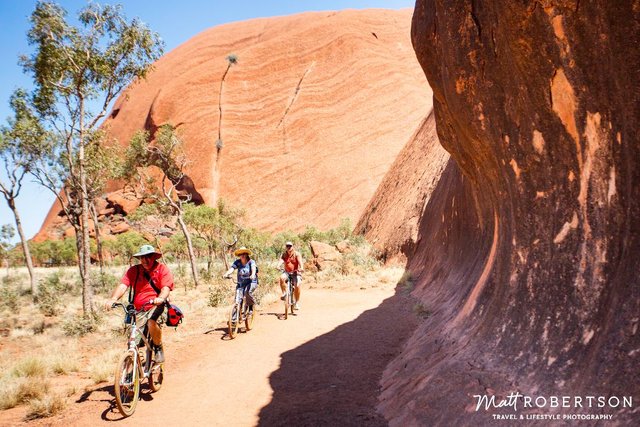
117;303;155;380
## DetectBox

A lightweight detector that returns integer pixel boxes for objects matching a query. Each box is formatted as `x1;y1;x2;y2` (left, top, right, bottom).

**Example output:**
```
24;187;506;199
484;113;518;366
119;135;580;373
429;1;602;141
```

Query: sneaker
294;302;300;310
153;345;165;364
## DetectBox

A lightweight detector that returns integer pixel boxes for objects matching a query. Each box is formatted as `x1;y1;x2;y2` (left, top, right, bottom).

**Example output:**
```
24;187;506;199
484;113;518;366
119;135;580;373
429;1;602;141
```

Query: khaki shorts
280;272;301;287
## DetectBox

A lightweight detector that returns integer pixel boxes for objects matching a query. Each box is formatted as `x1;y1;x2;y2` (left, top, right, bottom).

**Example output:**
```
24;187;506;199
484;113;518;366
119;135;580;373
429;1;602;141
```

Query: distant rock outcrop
376;1;639;424
36;9;431;240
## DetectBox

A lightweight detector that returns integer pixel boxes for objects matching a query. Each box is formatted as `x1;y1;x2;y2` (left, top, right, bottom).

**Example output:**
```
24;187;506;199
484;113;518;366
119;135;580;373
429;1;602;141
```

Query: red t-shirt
282;251;300;273
121;263;174;310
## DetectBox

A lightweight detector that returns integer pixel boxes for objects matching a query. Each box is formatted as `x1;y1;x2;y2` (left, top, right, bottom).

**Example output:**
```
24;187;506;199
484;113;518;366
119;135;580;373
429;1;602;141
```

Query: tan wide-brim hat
234;247;252;257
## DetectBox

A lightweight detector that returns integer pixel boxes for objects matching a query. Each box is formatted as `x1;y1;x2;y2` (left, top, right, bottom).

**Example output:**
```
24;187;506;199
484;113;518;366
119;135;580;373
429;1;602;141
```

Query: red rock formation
355;111;449;263
36;9;431;239
377;1;639;424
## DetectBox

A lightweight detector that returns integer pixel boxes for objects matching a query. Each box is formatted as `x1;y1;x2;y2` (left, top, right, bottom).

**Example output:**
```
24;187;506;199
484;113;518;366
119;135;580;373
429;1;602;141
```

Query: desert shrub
0;281;19;312
92;271;119;296
48;354;79;375
253;264;279;305
11;357;47;378
199;267;213;283
338;256;350;276
398;270;414;292
62;313;101;337
208;282;232;308
26;394;67;419
413;303;432;319
36;283;61;316
0;377;49;409
88;350;120;384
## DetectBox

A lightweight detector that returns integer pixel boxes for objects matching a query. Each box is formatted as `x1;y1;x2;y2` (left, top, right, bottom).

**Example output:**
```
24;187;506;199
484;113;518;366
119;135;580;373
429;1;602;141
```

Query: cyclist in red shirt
105;244;174;363
277;242;304;309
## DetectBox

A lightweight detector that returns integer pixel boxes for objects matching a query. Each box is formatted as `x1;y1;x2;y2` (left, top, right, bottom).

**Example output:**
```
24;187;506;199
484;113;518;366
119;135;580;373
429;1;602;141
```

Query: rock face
378;1;640;425
36;8;431;240
355;111;449;263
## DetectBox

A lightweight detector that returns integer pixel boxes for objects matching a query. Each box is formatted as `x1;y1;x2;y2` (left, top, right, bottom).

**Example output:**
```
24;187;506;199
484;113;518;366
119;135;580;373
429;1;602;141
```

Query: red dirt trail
11;286;416;427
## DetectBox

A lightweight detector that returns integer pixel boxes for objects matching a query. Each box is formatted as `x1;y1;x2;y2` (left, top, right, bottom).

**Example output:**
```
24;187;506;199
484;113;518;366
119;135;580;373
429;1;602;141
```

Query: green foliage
91;271;119;296
207;283;231;308
62;313;101;337
0;281;19;312
30;238;76;266
103;231;148;264
36;271;74;316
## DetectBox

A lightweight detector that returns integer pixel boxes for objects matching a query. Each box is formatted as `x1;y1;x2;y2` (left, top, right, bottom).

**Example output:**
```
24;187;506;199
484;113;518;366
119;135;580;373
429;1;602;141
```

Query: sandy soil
4;284;417;426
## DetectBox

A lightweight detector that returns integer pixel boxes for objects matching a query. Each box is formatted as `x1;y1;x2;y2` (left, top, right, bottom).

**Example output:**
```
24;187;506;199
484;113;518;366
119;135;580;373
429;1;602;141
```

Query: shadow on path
258;287;418;426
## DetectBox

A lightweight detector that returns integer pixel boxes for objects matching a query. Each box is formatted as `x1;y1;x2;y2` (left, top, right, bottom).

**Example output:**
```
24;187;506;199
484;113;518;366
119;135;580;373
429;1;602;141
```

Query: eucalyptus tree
123;124;200;287
0;90;45;294
20;1;163;313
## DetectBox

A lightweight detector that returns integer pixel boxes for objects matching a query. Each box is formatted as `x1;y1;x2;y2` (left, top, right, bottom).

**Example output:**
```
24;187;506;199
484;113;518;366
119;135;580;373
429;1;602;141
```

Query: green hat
133;244;162;259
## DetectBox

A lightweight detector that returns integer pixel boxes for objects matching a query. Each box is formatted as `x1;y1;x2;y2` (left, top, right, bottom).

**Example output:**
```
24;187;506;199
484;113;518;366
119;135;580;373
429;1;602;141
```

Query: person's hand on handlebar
104;299;117;310
151;297;165;306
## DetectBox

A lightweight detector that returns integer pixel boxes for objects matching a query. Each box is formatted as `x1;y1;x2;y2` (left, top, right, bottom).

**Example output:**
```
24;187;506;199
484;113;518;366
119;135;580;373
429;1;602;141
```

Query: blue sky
0;0;415;243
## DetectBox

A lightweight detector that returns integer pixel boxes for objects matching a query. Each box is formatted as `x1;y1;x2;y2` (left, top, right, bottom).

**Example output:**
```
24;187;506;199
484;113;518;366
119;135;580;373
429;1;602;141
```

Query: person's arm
296;252;304;272
249;261;257;280
153;286;171;305
105;283;128;309
223;263;237;278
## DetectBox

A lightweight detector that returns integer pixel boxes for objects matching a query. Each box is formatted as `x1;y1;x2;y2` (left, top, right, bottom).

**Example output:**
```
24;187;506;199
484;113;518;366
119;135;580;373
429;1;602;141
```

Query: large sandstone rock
356;111;449;263
309;240;341;271
376;1;639;425
36;9;431;240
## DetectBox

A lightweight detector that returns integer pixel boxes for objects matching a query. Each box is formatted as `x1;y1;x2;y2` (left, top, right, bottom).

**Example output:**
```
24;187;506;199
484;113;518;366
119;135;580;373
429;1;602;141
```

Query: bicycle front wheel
114;351;139;417
228;304;240;338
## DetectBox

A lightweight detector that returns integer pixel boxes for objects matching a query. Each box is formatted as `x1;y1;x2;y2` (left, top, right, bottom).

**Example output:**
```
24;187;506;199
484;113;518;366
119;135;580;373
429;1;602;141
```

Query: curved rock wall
355;111;449;263
380;1;640;424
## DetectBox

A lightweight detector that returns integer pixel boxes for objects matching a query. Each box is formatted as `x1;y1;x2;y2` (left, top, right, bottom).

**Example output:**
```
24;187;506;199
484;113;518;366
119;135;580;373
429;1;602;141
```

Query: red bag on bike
166;304;184;327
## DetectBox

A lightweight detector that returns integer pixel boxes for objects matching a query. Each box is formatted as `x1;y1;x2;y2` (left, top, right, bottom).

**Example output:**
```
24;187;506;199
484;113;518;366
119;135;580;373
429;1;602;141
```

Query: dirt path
14;286;416;427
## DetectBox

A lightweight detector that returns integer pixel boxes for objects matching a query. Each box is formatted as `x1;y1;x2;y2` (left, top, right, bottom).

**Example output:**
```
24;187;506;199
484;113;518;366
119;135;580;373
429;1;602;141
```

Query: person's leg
147;305;165;362
248;281;257;309
148;319;162;347
279;273;287;299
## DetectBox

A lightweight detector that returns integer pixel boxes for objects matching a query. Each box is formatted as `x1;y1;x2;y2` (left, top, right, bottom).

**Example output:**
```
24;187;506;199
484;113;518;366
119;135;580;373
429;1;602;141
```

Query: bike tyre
114;350;139;417
245;303;254;331
148;362;164;392
228;304;239;339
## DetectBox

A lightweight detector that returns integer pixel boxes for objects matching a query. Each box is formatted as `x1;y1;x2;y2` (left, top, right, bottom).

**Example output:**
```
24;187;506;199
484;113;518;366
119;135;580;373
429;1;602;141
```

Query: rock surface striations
36;9;431;239
378;1;640;424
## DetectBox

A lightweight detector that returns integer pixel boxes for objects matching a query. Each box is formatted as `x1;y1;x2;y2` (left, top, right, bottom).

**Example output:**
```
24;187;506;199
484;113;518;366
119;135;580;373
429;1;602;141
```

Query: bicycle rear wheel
114;351;139;417
148;362;164;392
244;302;254;331
228;304;240;338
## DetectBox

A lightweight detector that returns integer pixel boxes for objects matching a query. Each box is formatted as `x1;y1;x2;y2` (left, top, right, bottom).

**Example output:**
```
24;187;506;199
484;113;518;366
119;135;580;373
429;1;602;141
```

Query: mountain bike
282;271;299;320
111;302;164;417
227;280;255;339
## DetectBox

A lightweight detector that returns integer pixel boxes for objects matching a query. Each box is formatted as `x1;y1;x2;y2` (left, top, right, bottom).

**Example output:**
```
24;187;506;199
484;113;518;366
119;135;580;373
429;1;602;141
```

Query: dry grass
26;393;67;419
0;376;50;410
11;356;47;378
88;348;121;384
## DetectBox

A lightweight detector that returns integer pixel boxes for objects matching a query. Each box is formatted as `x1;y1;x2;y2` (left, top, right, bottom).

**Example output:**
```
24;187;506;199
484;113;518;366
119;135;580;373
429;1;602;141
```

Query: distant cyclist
105;244;174;363
277;242;304;309
223;247;257;315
